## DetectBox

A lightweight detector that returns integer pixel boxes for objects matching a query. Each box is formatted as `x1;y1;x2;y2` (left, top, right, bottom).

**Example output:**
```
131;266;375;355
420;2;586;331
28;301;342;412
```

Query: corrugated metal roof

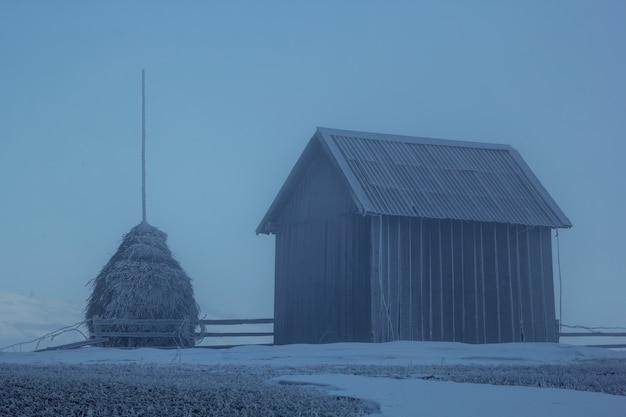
257;127;572;234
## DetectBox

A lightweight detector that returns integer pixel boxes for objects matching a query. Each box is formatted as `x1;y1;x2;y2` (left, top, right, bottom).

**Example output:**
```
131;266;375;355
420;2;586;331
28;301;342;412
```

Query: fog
1;2;625;332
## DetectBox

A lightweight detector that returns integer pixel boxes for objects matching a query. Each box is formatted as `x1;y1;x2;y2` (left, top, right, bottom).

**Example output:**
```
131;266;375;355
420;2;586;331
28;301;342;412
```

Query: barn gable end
258;128;571;345
269;140;371;344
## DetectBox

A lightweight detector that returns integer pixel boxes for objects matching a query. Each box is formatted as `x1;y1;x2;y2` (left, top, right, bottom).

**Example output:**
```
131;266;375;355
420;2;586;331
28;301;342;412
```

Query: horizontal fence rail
559;328;626;349
559;332;626;338
196;318;274;339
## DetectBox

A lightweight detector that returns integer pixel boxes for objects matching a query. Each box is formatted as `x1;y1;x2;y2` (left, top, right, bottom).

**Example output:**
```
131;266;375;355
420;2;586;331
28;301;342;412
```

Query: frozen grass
322;358;626;396
0;364;371;417
432;359;626;396
2;359;625;416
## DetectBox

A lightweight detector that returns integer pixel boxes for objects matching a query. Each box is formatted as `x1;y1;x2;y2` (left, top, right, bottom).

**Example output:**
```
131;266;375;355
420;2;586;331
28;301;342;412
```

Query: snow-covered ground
2;341;625;416
2;339;623;367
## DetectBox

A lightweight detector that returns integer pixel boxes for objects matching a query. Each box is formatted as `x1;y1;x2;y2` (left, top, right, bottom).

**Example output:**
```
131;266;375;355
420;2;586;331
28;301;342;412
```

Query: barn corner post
554;227;563;342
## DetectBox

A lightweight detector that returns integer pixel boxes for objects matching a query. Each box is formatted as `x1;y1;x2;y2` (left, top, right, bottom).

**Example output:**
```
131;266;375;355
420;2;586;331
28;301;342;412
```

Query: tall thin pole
141;69;147;223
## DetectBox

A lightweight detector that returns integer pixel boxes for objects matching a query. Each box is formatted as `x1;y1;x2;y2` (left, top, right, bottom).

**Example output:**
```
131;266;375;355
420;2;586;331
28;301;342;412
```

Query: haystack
85;221;202;347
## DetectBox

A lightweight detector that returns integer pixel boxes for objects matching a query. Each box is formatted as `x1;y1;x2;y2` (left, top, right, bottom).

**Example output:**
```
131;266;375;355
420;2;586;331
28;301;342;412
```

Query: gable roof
257;127;572;234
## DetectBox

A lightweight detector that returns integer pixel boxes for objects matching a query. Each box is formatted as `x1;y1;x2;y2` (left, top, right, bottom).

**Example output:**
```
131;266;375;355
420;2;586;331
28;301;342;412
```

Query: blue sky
1;1;625;329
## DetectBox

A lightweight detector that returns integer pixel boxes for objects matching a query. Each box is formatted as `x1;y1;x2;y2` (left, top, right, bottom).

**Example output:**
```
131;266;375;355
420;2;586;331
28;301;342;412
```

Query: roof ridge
316;127;513;151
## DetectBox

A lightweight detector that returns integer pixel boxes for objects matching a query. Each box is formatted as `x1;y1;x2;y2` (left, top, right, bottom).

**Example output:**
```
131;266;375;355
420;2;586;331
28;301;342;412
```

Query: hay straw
85;222;202;347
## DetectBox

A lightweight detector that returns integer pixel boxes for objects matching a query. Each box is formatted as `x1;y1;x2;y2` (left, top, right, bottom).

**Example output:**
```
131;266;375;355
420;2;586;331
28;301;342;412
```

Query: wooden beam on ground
35;338;109;352
585;343;626;349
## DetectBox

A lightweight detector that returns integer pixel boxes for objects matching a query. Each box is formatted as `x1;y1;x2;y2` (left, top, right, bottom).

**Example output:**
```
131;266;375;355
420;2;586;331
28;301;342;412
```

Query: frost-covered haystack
85;221;201;347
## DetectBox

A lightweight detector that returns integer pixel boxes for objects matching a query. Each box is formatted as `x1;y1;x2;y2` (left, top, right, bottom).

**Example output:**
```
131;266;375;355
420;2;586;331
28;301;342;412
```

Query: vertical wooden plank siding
541;227;557;342
535;228;552;340
481;223;498;343
413;219;424;340
517;227;532;341
371;215;413;342
496;224;513;342
278;213;372;344
507;225;520;342
388;216;399;341
421;220;432;340
524;231;534;342
454;222;466;342
476;224;485;343
513;226;521;342
408;218;414;340
452;221;464;342
370;216;380;342
399;217;412;339
440;221;453;341
492;224;502;342
429;221;441;340
528;227;546;342
427;221;436;340
330;213;371;343
384;216;393;341
463;221;477;343
274;228;285;344
493;224;502;343
367;217;558;344
525;228;536;342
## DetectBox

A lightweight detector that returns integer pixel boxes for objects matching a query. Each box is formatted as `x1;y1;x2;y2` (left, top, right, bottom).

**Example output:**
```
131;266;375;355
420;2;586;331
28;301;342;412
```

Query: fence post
92;316;101;340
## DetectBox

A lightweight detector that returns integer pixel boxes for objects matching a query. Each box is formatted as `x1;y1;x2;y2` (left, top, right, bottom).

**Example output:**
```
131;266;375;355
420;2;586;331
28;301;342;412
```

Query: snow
2;340;623;367
277;373;626;417
2;341;625;416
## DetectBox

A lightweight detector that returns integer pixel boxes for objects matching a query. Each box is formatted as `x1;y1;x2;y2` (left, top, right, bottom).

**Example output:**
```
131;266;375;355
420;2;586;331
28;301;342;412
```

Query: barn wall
274;149;370;344
370;216;557;343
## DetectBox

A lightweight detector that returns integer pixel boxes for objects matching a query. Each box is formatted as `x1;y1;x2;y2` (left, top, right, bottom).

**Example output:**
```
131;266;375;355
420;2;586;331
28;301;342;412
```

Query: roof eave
507;148;573;229
255;133;322;235
315;127;373;216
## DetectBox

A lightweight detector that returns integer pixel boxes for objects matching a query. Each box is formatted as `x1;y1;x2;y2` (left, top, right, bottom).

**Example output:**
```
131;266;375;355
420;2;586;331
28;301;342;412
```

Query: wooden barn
257;127;572;345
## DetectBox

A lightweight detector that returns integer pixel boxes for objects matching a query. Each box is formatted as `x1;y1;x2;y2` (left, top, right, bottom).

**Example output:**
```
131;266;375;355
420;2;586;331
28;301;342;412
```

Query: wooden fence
558;331;626;349
90;317;274;348
196;318;274;339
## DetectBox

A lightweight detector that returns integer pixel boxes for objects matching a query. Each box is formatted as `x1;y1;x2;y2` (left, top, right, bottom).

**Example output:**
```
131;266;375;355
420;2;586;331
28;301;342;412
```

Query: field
2;342;626;416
